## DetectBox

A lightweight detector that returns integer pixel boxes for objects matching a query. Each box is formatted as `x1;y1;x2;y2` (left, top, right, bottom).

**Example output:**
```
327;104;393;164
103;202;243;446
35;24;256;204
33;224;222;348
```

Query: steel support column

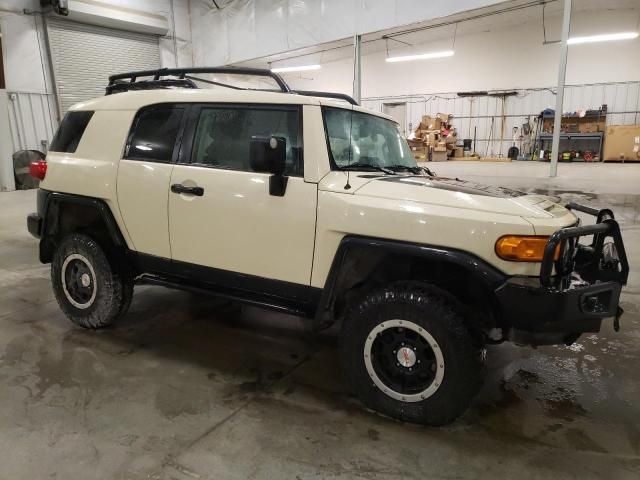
550;0;572;177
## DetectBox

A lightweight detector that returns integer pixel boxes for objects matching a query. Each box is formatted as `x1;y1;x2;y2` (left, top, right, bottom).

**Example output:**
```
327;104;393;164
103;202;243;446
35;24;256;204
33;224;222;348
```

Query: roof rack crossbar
292;90;359;105
107;67;290;93
183;74;246;91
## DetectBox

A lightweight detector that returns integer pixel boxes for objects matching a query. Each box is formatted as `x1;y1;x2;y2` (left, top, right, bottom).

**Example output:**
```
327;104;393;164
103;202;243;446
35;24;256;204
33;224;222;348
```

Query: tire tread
51;234;132;329
341;281;483;425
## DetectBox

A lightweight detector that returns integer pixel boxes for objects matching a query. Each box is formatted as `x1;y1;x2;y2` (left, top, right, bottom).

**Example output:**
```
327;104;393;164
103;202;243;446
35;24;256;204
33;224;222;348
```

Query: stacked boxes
408;113;456;161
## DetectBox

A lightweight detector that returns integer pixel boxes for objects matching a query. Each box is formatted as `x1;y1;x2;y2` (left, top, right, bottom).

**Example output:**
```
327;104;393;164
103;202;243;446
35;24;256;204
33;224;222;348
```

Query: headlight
495;235;559;262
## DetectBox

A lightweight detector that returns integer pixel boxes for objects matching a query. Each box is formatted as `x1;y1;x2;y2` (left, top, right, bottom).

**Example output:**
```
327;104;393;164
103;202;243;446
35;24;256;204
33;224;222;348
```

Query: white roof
68;88;395;121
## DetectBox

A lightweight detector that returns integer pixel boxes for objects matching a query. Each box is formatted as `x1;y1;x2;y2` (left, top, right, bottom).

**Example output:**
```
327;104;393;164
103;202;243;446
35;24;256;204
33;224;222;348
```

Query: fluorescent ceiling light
271;64;321;73
568;32;638;45
386;50;454;63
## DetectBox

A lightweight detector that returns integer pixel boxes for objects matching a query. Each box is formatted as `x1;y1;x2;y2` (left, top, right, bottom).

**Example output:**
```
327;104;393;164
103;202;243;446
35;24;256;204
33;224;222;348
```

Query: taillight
29;160;47;180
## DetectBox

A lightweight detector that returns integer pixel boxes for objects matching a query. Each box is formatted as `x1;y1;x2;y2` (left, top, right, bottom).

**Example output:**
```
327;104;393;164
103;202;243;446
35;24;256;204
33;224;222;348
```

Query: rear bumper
27;213;42;239
496;202;628;346
26;189;50;240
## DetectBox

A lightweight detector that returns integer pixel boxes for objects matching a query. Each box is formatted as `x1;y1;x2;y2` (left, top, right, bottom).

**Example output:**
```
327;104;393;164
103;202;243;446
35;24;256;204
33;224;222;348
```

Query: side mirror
250;136;286;175
249;136;288;196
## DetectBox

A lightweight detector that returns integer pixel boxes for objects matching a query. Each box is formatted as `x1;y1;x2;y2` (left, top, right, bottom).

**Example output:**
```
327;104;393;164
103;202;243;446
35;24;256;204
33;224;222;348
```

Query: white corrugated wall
6;92;58;153
362;81;640;158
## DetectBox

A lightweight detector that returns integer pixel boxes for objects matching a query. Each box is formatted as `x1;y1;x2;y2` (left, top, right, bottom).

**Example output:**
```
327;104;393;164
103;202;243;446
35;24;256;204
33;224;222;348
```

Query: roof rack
292;90;358;105
105;66;358;105
107;67;290;94
107;77;198;94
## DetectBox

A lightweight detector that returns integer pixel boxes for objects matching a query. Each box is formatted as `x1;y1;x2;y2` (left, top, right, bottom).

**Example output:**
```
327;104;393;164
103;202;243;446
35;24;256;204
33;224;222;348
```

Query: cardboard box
436;113;451;125
407;138;424;148
412;146;429;160
420;115;440;130
432;150;448;162
603;125;640;161
578;122;600;133
543;116;606;133
564;122;579;133
425;132;439;145
454;147;464;158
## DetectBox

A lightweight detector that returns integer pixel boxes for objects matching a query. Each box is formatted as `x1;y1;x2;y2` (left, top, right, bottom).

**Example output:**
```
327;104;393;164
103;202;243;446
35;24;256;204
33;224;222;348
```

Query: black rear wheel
341;281;483;426
51;234;133;329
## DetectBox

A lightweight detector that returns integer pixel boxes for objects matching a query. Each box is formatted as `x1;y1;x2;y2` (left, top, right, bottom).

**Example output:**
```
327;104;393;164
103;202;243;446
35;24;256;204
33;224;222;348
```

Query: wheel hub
363;319;445;403
396;346;417;368
61;253;97;310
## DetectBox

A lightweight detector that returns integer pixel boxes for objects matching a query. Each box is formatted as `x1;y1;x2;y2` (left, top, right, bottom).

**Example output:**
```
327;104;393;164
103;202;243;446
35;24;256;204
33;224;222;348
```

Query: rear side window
125;106;185;162
49;111;94;153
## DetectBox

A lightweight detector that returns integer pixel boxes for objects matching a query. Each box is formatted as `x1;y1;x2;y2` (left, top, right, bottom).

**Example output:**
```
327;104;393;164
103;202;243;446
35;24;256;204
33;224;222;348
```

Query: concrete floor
1;162;639;479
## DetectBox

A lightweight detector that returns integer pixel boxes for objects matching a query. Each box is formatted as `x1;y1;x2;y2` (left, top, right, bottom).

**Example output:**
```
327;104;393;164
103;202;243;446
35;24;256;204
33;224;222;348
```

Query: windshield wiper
340;163;396;175
386;165;436;176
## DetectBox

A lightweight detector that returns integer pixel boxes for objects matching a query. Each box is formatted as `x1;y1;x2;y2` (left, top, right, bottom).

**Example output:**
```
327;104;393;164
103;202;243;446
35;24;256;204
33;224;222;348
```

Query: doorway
383;102;407;137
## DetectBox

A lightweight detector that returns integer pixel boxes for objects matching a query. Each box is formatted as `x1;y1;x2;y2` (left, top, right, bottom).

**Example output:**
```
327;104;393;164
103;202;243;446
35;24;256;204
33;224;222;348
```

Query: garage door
46;18;160;114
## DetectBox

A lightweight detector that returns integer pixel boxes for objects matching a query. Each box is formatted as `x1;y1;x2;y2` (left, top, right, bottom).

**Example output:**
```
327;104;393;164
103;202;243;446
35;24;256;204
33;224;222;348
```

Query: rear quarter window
125;106;185;163
49;111;94;153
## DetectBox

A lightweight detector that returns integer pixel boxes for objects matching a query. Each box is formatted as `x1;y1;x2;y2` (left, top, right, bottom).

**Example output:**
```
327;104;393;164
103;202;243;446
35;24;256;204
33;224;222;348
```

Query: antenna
344;109;354;190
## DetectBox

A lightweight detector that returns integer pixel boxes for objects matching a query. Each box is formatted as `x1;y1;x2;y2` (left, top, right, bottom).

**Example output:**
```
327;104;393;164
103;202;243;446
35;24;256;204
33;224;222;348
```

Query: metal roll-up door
46;17;160;114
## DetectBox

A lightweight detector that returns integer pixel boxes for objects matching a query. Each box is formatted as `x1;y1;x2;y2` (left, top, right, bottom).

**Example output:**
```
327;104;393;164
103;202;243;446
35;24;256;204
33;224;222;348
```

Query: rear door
168;103;317;285
117;104;187;258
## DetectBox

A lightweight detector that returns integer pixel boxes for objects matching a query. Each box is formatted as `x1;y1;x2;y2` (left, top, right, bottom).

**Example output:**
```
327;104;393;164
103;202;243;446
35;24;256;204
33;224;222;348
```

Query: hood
350;174;564;218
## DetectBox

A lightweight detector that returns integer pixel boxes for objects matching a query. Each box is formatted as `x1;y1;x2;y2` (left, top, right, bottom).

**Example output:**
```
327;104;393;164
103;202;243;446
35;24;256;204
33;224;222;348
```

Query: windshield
322;107;416;170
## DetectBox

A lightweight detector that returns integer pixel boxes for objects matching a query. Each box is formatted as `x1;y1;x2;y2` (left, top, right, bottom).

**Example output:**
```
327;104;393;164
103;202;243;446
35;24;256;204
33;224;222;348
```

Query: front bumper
495;203;629;345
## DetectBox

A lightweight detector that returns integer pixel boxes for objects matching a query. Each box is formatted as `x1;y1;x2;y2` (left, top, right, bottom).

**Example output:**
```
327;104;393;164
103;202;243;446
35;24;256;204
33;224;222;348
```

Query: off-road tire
51;233;133;329
341;281;483;426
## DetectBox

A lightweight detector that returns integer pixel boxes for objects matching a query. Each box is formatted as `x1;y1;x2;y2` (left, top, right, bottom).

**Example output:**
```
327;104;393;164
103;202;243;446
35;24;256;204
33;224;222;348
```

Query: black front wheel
51;234;133;329
341;281;484;426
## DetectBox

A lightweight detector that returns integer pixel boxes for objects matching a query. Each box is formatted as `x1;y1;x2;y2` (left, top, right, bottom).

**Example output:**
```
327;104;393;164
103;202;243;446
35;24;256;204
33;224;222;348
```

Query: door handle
171;183;204;196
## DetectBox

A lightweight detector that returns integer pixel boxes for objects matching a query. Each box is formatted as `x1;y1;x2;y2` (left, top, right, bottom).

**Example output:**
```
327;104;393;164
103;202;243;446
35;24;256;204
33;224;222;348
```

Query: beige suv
27;67;629;425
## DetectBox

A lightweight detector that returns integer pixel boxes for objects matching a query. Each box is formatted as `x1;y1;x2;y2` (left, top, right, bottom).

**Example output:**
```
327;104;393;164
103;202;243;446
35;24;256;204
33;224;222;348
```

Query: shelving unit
534;108;607;161
537;132;604;161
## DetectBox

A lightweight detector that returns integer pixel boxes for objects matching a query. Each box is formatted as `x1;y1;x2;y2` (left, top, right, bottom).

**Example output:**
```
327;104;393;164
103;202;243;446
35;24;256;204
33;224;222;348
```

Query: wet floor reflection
463;187;640;455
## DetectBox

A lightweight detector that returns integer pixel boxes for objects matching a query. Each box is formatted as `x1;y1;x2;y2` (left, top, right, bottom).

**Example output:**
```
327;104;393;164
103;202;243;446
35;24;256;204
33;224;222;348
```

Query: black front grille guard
540;202;629;289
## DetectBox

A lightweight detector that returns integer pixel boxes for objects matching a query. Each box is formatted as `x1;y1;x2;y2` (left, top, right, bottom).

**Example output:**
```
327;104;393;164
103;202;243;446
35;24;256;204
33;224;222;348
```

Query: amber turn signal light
495;235;558;262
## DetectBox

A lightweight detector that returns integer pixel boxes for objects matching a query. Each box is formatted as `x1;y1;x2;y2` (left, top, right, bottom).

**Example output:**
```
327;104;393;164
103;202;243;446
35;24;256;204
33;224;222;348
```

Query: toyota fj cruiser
27;67;629;425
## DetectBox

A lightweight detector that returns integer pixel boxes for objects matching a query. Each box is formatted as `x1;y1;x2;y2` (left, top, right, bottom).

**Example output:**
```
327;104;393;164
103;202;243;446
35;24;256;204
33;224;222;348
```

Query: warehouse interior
0;0;639;478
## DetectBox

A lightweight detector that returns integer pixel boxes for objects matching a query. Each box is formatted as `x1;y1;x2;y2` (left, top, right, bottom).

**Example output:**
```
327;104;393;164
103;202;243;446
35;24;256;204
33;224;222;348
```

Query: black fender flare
313;235;508;328
38;190;127;263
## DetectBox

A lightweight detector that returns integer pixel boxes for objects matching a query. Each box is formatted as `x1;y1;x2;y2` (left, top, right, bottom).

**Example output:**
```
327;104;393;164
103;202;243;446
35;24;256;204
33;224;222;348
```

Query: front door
168;104;317;286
